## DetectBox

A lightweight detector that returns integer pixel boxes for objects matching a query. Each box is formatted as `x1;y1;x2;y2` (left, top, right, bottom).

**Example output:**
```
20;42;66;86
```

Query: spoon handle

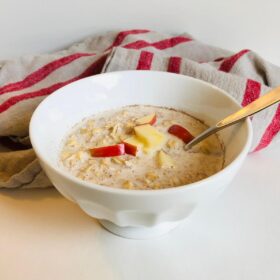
216;86;280;128
185;86;280;150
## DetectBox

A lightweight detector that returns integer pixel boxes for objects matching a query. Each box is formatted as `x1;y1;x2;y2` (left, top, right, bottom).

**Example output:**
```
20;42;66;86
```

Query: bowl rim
29;70;253;196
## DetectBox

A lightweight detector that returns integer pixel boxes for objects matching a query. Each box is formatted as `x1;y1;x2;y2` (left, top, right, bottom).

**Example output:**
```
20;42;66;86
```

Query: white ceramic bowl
30;71;252;239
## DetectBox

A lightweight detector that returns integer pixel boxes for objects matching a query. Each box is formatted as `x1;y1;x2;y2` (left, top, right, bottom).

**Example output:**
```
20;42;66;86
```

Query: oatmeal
60;105;224;190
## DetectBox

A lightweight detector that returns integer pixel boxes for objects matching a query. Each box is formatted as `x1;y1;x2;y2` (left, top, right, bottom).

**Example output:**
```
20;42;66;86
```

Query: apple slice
168;124;194;144
136;113;157;126
157;150;174;169
90;144;125;157
134;124;165;151
123;136;143;156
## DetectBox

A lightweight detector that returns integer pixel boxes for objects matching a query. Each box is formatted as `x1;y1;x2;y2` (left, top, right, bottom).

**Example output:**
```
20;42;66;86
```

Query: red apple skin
123;142;137;156
136;114;157;126
168;124;194;144
149;115;157;125
90;144;125;157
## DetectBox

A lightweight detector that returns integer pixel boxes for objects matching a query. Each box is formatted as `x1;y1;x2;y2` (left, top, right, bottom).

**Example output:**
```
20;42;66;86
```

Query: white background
0;0;280;65
1;1;280;279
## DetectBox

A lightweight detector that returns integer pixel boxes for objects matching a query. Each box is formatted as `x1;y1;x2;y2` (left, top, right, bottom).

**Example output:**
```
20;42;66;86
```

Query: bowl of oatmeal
30;71;252;239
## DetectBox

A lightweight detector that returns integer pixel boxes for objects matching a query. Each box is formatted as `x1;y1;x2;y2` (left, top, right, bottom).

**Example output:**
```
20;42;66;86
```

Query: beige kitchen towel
0;29;279;188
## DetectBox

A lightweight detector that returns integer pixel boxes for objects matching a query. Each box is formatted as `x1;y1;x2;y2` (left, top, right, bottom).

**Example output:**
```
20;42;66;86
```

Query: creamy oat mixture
60;105;224;190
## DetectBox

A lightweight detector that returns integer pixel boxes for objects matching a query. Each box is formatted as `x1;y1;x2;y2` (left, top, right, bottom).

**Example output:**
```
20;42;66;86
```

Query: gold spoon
184;86;280;150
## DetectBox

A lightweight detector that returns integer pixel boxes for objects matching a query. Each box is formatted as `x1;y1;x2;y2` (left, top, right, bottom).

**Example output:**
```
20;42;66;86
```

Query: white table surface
1;145;280;280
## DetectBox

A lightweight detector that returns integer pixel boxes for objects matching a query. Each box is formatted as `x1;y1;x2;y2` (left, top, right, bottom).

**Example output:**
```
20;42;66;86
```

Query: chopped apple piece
136;113;157;125
123;136;143;156
134;124;165;151
90;144;125;157
168;124;194;144
157;150;175;169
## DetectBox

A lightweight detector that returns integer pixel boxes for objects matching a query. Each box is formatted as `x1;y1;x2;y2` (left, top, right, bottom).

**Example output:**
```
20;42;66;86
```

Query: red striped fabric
241;79;261;107
0;53;94;96
123;36;191;50
254;104;280;152
0;30;276;154
0;82;75;113
136;51;154;70
167;57;182;73
219;49;250;72
0;29;150;97
106;29;150;50
0;55;107;114
0;29;149;98
87;55;108;75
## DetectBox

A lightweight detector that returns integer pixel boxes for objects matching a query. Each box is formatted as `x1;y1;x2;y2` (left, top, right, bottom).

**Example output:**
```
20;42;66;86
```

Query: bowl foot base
99;220;183;239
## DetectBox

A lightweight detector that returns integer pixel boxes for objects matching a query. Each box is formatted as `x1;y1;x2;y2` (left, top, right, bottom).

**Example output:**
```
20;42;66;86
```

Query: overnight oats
60;105;225;190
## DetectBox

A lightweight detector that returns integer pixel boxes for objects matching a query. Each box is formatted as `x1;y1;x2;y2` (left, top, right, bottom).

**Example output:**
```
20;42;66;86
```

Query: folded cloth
0;29;279;189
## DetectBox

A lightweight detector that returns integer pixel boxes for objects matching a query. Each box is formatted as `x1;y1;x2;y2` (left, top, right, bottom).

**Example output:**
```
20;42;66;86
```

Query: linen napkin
0;29;279;189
